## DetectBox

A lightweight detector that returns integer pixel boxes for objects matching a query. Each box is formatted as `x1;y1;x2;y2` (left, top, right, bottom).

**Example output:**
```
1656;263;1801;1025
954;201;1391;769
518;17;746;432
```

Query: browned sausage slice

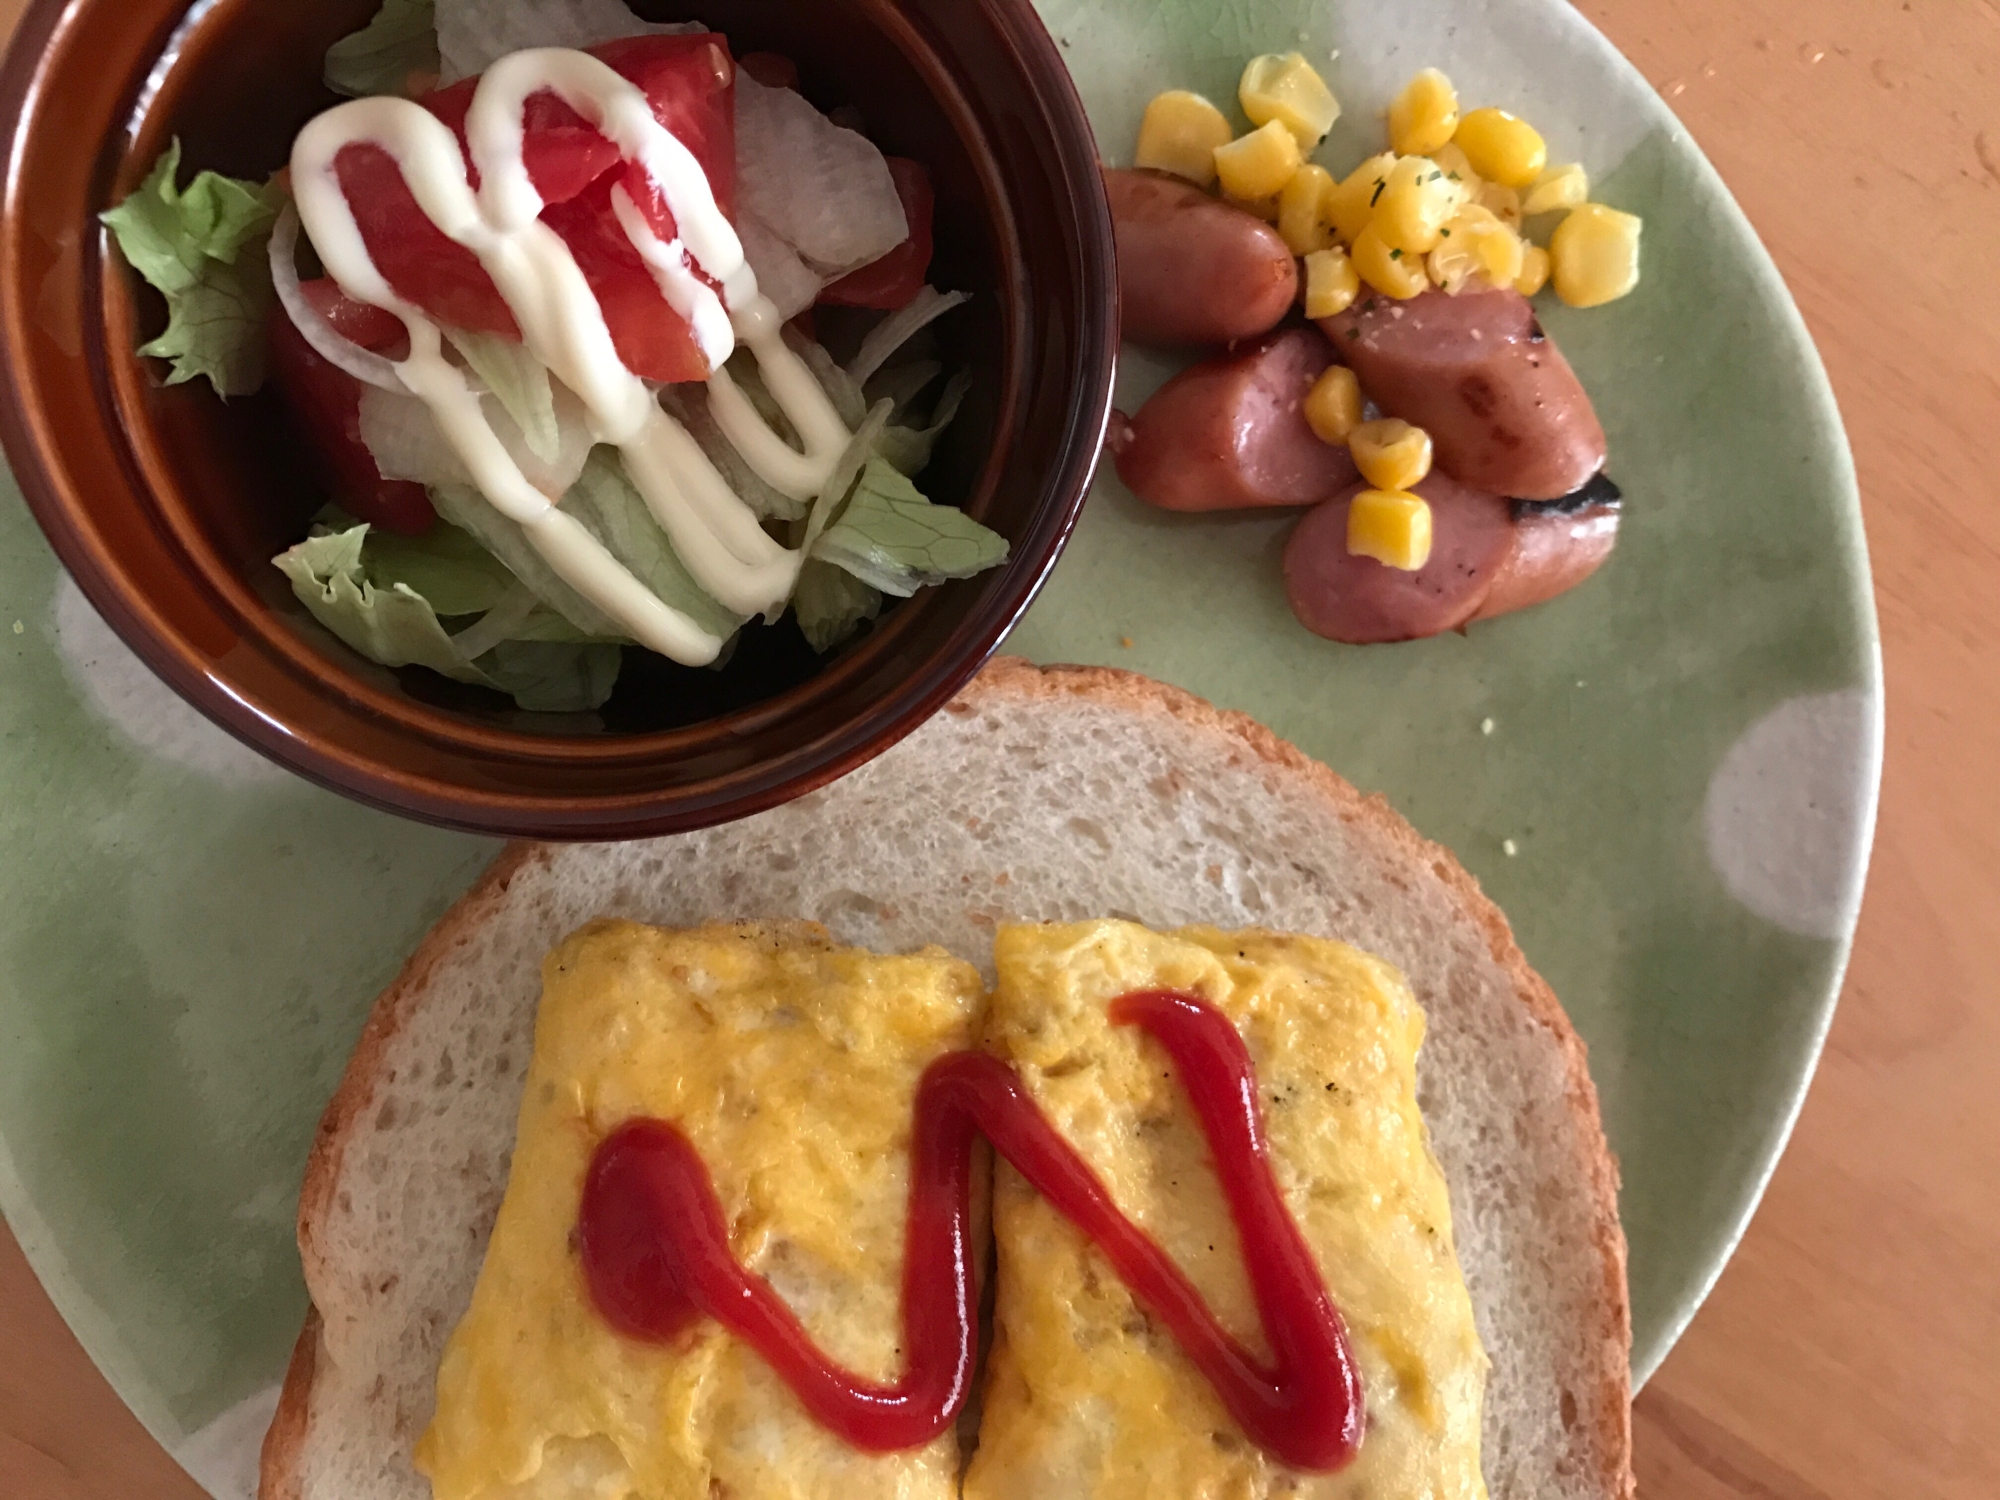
1284;472;1517;643
1113;328;1360;511
1319;285;1606;500
1471;502;1621;622
1106;167;1299;348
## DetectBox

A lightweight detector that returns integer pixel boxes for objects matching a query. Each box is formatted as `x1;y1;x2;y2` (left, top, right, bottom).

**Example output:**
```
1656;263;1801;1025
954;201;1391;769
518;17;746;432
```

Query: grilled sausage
1471;498;1621;622
1106;167;1298;348
1112;328;1360;511
1319;284;1605;500
1283;472;1621;642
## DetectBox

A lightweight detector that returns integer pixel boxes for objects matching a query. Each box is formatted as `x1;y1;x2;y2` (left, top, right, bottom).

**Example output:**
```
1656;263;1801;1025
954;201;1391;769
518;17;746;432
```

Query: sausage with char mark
1319;284;1606;501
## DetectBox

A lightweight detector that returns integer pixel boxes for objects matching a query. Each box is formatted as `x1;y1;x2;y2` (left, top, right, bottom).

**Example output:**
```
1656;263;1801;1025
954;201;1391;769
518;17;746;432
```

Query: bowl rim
0;0;1120;838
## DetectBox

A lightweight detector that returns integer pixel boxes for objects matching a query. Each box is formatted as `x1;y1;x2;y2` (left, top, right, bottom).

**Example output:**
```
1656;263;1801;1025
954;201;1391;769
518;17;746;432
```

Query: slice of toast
259;658;1632;1500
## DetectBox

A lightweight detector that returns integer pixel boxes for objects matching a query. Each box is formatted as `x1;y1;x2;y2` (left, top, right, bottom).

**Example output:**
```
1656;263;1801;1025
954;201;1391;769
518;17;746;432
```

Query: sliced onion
269;203;406;393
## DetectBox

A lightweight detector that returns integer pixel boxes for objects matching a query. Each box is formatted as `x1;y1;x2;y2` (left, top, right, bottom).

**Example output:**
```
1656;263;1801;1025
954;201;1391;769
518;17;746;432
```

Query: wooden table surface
4;1;1998;1497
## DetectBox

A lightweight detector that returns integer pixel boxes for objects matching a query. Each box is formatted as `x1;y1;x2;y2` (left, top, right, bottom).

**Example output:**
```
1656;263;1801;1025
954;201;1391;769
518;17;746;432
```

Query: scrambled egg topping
966;921;1489;1500
415;919;984;1500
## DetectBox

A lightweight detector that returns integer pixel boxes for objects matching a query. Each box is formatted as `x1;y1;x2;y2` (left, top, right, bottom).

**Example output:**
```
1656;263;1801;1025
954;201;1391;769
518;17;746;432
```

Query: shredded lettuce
561;452;747;640
793;560;883;653
787;327;868;430
275;523;621;711
356;516;524;617
658;384;803;522
100;141;285;397
866;359;942;417
877;368;973;477
324;0;440;98
803;399;894;552
811;458;1008;598
432;450;742;645
446;328;561;465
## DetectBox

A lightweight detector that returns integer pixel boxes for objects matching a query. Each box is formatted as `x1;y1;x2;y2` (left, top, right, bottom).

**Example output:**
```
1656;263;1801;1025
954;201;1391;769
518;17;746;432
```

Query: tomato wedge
269;279;437;535
819;157;934;310
328;35;738;385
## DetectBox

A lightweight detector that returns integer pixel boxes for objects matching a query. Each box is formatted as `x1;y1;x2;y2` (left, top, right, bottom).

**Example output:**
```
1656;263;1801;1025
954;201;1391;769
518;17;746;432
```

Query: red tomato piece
269;279;436;535
541;171;711;385
819;157;934;309
329;34;737;382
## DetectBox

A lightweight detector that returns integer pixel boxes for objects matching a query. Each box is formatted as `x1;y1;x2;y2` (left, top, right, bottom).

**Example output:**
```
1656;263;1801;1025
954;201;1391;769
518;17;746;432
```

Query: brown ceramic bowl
0;0;1115;838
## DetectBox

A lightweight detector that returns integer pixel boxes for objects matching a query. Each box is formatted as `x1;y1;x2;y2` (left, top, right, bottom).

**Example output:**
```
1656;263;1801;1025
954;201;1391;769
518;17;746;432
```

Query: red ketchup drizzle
578;990;1364;1471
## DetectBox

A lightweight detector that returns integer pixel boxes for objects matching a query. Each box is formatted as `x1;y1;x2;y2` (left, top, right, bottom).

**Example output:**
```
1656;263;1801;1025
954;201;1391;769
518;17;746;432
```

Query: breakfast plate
0;0;1877;1495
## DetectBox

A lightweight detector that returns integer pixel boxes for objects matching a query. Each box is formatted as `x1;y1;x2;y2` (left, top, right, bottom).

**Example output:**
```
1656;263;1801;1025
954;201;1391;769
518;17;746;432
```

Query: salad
101;0;1006;714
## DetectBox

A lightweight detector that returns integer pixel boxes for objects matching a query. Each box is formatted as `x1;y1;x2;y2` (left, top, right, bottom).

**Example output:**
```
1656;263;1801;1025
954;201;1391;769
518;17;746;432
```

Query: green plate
0;0;1878;1495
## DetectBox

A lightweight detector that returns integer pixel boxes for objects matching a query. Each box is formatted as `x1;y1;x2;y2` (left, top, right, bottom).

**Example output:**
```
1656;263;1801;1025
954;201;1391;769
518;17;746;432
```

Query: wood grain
3;0;1997;1497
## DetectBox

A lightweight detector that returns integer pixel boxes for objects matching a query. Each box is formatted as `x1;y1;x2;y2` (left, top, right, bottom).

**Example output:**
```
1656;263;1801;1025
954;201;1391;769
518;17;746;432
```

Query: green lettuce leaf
100;141;285;397
810;458;1009;598
430;452;743;646
446;327;560;465
275;524;621;712
474;639;623;713
877;368;972;477
358;520;522;618
561;453;748;640
792;560;883;653
325;0;441;98
428;483;628;640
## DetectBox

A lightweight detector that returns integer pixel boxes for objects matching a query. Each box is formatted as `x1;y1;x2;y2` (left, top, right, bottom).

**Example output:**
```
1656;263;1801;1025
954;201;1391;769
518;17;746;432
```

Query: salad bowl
0;0;1118;838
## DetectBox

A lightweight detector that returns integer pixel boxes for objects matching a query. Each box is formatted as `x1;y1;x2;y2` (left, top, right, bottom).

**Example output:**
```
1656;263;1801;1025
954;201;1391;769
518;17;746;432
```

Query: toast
259;658;1632;1500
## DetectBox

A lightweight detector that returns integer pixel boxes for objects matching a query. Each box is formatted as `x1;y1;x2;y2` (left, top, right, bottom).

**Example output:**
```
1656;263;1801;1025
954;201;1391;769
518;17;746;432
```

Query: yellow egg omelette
416;916;1487;1499
966;920;1489;1500
415;919;984;1500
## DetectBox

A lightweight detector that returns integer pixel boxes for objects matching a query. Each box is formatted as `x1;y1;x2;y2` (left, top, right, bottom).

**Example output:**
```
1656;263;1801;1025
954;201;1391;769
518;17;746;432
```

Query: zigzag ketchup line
577;990;1364;1471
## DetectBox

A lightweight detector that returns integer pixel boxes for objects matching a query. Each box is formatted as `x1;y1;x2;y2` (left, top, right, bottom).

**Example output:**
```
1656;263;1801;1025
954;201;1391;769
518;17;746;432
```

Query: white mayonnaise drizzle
288;46;855;664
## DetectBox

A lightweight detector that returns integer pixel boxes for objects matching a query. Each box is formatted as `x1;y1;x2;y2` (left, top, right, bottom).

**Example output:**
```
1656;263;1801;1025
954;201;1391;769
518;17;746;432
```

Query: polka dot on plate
1703;689;1882;940
52;575;285;785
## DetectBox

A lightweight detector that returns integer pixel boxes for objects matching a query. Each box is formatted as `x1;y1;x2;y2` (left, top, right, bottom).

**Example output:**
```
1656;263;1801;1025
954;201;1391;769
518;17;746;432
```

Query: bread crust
259;1308;322;1500
266;657;1632;1500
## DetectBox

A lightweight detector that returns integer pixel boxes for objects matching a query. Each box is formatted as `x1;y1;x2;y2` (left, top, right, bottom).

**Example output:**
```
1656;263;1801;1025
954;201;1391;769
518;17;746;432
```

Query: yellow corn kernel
1388;68;1460;156
1240;52;1341;147
1347;489;1434;571
1431;140;1480;189
1475;179;1523;229
1278;164;1339;254
1134;90;1235;185
1327;151;1399;244
1350;418;1435;492
1215;119;1304;201
1427;204;1526;294
1515;242;1552;296
1303;245;1361;318
1453;106;1548;187
1224;191;1283;223
1522;161;1589;217
1373;155;1470;254
1351;223;1430;299
1551;203;1642;307
1304;365;1364;444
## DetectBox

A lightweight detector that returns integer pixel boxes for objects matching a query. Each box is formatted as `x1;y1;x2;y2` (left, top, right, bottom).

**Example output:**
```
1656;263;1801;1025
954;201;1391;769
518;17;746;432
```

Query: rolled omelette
967;920;1490;1500
416;919;984;1500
